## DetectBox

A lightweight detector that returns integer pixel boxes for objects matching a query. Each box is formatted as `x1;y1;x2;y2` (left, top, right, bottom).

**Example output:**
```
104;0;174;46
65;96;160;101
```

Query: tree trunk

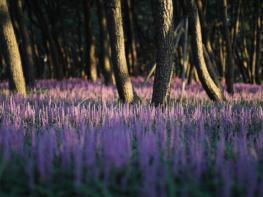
196;0;207;42
13;0;35;87
97;0;114;85
0;0;26;95
186;0;225;101
83;0;97;82
251;0;262;84
104;0;137;103
203;44;222;89
88;37;97;82
151;0;174;106
230;0;241;50
196;1;221;89
123;0;138;74
221;0;235;94
255;1;261;85
218;36;225;79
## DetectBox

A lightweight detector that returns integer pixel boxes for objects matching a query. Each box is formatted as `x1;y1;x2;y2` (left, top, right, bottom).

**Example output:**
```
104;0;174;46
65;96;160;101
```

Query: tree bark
104;0;138;103
123;0;138;74
221;0;235;94
0;0;26;95
186;0;225;101
151;0;174;106
13;0;35;87
97;0;114;85
83;0;97;82
251;0;262;84
255;1;261;85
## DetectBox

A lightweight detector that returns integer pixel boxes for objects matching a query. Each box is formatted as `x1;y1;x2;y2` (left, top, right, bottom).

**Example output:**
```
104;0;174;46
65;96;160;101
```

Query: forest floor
0;78;262;197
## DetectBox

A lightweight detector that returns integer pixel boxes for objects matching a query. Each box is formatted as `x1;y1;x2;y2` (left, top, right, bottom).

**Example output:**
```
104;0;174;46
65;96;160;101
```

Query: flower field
0;79;263;197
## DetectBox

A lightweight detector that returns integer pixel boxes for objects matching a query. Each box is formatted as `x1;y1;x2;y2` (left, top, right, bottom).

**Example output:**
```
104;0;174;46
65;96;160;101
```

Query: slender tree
251;0;262;84
186;0;225;101
151;0;174;106
13;0;35;87
0;0;26;95
83;0;97;82
104;0;138;103
97;0;114;85
221;0;235;94
123;0;138;74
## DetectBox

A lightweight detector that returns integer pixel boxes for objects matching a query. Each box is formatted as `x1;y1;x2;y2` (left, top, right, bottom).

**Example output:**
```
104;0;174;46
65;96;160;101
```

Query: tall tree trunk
255;0;261;84
196;0;221;88
0;0;26;95
196;0;207;42
230;0;241;50
83;0;97;82
97;0;114;85
88;37;97;81
151;0;174;106
123;0;138;74
221;0;235;94
76;9;83;77
186;0;225;101
251;0;262;84
218;35;225;79
13;0;35;87
203;44;222;89
104;0;138;103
